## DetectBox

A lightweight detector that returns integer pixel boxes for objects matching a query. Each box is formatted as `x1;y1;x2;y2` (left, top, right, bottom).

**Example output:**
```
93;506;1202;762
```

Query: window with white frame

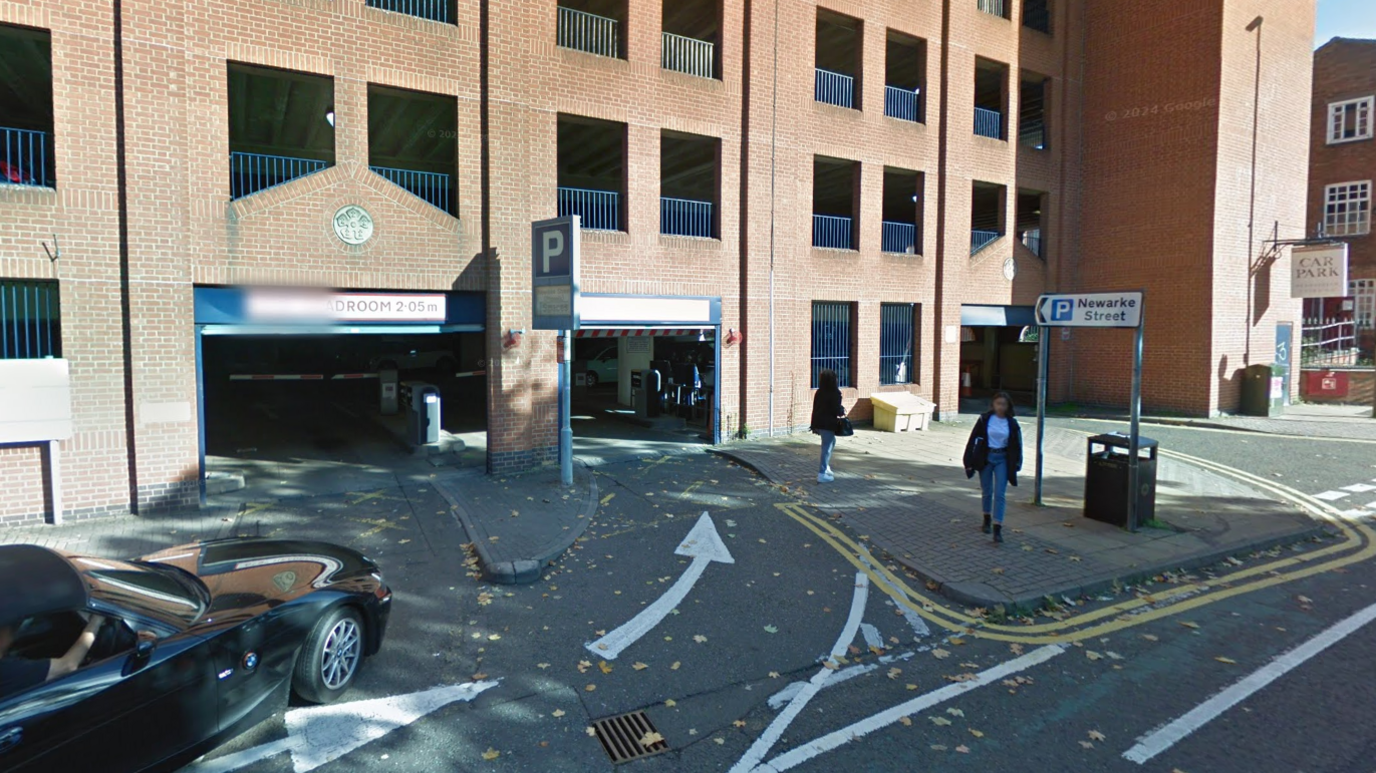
1353;279;1376;331
1324;181;1371;236
1329;97;1374;144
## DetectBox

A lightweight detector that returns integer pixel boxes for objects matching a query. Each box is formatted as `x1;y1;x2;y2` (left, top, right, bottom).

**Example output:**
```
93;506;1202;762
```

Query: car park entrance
193;287;485;502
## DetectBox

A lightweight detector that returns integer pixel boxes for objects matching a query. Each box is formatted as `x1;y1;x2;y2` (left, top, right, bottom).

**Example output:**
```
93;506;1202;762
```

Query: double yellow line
775;449;1376;644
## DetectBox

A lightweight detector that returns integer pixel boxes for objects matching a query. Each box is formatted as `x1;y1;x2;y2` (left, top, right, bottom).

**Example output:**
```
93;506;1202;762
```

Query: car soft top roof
0;545;88;627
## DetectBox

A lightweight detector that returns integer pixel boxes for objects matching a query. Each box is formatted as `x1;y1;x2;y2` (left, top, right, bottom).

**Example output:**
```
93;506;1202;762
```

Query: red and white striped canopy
573;328;713;339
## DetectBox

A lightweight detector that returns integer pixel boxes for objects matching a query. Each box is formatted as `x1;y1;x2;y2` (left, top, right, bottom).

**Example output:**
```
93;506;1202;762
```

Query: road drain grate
591;710;670;764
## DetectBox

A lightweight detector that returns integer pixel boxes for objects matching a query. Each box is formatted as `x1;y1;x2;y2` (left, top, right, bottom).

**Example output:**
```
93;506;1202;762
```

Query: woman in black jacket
810;368;846;483
961;392;1023;543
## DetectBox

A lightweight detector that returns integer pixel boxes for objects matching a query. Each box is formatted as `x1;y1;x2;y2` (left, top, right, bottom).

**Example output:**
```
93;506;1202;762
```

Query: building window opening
974;58;1007;140
813;156;859;250
1019;72;1049;149
367;85;458;217
977;0;1009;21
0;24;55;188
661;131;719;239
558;114;626;232
662;0;720;79
558;0;626;59
1022;0;1051;34
879;303;917;385
366;0;456;24
882;167;922;255
1328;97;1374;144
0;279;60;360
884;31;926;123
228;63;335;200
1323;181;1371;237
971;181;1006;255
815;10;862;110
812;301;854;388
1015;189;1045;258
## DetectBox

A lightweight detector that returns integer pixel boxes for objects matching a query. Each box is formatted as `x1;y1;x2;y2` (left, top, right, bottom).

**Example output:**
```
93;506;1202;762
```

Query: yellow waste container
870;392;936;432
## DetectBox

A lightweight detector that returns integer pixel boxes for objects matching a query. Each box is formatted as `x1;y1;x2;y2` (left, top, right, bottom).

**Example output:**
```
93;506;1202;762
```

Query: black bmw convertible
0;538;392;773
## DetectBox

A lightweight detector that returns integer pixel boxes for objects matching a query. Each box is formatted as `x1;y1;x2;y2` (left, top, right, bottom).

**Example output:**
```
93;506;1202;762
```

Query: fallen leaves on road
1105;651;1124;661
693;634;708;643
764;625;779;634
733;720;747;728
930;716;953;726
586;727;597;737
992;567;1006;575
1215;656;1238;664
598;661;613;674
769;671;780;678
665;699;677;707
552;709;566;718
1085;651;1103;661
1179;621;1200;629
969;729;984;738
943;673;977;683
537;663;550;669
632;662;649;671
488;634;501;641
671;661;681;670
1022;544;1034;551
955;745;970;754
931;648;951;659
1079;741;1094;749
476;592;493;606
714;738;725;745
887;668;902;679
959;662;980;669
481;748;500;761
1089;730;1106;741
906;683;918;691
577;660;592;673
639;731;665;747
950;637;966;646
1009;643;1024;655
931;744;948;751
1141;634;1159;641
946;708;965;718
585;684;596;692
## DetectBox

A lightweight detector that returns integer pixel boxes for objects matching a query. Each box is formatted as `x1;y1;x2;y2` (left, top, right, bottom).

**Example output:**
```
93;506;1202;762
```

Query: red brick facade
0;0;1315;525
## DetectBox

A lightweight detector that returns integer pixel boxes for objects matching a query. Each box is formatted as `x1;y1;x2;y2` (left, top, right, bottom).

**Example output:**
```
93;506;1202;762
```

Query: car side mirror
134;633;156;660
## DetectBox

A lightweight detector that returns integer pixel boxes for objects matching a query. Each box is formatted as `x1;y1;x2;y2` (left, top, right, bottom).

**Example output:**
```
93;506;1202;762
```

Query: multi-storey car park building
0;0;1314;525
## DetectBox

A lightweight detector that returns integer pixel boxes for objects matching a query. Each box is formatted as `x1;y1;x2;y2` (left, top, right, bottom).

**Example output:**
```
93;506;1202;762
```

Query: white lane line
768;664;879;709
859;623;885;651
1123;599;1376;764
728;572;870;773
754;645;1067;773
586;512;734;660
1341;483;1376;493
1314;490;1351;501
1337;509;1373;521
855;548;929;639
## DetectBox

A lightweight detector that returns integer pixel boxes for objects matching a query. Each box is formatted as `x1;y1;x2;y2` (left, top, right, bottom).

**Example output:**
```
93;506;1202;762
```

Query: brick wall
1309;39;1376;283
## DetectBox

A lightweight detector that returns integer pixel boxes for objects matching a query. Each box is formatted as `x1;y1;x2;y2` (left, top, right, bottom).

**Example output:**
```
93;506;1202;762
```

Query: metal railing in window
977;0;1006;18
663;32;714;78
1019;122;1047;149
815;69;855;109
371;166;452;213
971;229;1001;255
230;152;329;199
974;107;1003;139
884;86;922;122
661;197;714;238
0;280;61;360
1301;318;1359;366
881;221;917;254
879;303;915;385
813;214;853;250
558;187;620;231
1020;228;1041;257
1;127;54;188
558;6;620;58
366;0;451;23
811;301;853;388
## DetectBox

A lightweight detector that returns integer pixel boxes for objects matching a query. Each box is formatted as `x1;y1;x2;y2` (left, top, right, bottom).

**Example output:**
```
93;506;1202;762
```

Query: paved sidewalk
718;423;1325;609
432;463;598;585
1061;402;1376;441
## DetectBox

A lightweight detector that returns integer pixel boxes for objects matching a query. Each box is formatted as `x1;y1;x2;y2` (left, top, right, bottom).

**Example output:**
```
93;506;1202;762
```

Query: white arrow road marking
728;572;870;773
1123;598;1376;764
186;681;498;773
585;511;734;660
751;645;1067;773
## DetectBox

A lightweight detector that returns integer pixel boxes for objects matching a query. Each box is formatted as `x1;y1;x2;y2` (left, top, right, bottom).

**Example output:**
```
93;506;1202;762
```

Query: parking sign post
532;216;581;487
1034;290;1146;529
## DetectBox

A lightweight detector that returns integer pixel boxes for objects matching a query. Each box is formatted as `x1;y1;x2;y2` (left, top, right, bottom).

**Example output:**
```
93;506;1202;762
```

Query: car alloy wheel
586;371;598;387
320;617;361;690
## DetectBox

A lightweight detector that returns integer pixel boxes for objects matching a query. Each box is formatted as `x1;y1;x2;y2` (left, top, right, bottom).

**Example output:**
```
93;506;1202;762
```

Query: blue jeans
979;450;1009;523
819;430;836;474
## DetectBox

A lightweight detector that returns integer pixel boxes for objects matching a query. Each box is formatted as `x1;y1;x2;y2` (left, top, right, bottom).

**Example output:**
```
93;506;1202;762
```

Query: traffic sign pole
1127;292;1145;532
1035;326;1049;506
561;331;573;487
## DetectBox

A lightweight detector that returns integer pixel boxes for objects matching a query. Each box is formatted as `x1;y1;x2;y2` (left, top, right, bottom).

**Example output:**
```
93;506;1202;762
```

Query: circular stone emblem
1002;257;1017;281
333;205;374;246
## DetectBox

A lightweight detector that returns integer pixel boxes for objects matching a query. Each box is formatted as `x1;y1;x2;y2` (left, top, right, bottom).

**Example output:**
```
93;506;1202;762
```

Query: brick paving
719;423;1324;608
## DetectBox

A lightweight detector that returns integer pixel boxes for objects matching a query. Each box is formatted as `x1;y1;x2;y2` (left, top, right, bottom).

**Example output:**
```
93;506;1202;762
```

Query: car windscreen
70;557;207;627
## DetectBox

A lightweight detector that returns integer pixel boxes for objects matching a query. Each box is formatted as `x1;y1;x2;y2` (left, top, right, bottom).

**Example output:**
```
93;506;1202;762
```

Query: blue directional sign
532;216;581;331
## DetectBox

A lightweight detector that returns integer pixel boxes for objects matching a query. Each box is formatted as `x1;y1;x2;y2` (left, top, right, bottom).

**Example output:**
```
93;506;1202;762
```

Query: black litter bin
1240;363;1284;417
1084;433;1158;530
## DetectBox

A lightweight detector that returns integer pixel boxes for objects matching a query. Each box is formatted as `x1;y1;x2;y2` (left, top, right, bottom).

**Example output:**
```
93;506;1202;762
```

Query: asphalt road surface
189;423;1376;773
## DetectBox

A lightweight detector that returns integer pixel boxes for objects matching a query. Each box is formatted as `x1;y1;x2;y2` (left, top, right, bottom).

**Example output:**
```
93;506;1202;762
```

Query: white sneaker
818;472;835;483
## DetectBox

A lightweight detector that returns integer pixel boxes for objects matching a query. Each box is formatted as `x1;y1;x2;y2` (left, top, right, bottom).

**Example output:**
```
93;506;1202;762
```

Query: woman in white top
961;392;1024;543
